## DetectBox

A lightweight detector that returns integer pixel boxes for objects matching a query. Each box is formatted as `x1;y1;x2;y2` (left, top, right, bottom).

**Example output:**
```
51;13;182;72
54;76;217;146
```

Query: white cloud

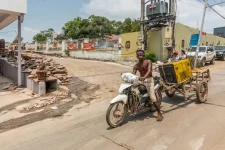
81;0;141;20
23;27;39;33
81;0;225;33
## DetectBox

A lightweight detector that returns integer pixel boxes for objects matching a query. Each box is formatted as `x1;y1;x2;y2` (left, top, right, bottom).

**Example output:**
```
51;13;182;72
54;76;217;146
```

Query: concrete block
32;80;39;94
39;81;46;96
27;78;32;90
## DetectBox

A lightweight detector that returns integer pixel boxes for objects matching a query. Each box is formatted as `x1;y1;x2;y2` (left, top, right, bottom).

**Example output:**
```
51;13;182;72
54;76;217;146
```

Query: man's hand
139;77;146;81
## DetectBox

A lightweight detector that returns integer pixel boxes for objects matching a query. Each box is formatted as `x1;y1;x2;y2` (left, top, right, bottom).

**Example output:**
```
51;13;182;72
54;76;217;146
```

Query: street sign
163;38;172;47
189;34;199;46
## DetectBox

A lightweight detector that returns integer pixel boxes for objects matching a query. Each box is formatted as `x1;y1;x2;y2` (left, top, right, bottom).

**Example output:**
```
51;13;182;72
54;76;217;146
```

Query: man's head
136;49;145;61
181;50;186;55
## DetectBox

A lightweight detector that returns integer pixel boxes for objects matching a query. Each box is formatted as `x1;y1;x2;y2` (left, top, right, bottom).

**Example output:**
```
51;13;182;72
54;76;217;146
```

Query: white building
0;0;27;86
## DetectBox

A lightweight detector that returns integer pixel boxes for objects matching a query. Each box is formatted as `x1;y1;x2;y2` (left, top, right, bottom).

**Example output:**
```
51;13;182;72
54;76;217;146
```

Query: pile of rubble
21;53;72;85
0;51;72;85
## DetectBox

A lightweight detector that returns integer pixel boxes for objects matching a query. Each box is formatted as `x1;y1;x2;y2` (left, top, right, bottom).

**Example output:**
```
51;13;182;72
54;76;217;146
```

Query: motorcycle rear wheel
106;102;128;128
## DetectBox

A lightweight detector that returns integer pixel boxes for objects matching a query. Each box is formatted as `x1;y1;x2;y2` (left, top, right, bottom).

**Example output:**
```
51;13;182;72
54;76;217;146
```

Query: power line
179;0;203;8
203;0;225;20
0;30;17;34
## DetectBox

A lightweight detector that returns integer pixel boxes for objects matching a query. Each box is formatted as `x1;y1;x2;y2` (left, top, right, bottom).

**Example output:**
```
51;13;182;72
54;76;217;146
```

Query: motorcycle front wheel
106;101;128;128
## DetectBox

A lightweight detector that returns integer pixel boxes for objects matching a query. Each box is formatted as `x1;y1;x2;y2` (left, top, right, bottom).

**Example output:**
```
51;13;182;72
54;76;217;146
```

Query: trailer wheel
196;81;208;103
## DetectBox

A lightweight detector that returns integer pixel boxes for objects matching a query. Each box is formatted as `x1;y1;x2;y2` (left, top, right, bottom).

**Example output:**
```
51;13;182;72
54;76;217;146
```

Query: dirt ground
52;57;131;101
0;76;100;133
0;56;115;133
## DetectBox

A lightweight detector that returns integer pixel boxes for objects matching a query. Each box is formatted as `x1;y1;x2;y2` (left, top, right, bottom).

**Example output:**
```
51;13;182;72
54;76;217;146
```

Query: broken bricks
20;53;71;85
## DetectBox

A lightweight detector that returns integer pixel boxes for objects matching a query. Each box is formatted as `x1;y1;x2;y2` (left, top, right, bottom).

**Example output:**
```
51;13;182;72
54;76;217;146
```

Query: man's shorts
133;77;157;103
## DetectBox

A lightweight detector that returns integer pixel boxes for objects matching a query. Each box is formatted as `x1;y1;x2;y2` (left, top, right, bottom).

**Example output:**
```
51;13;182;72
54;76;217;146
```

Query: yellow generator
159;59;193;84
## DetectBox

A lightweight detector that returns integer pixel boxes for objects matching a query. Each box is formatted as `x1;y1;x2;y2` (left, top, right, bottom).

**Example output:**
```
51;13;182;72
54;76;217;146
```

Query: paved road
1;59;225;150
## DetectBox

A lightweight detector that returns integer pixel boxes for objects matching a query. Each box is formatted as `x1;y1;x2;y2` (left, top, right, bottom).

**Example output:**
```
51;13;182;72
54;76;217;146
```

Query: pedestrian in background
180;50;187;59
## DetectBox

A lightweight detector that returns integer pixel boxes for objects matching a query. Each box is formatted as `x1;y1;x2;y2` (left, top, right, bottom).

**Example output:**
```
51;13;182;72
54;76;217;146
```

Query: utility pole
140;0;145;50
194;0;225;67
194;0;208;68
170;0;176;51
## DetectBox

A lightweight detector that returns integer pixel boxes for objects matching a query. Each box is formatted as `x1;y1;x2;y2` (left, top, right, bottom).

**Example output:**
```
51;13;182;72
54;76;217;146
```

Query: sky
1;0;225;43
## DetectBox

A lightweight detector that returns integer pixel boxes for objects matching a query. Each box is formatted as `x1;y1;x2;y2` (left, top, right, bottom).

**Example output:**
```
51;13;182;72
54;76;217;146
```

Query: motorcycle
106;73;163;128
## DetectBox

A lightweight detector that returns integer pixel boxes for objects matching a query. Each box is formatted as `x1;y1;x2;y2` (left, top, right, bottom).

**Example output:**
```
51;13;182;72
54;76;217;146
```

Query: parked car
187;46;216;67
215;45;225;61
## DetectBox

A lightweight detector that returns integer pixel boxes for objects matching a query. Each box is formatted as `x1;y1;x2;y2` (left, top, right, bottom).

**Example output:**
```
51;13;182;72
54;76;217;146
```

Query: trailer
158;59;210;103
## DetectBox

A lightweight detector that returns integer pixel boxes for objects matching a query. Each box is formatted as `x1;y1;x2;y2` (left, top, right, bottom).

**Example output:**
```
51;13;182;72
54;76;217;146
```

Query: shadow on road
108;93;198;128
204;102;225;108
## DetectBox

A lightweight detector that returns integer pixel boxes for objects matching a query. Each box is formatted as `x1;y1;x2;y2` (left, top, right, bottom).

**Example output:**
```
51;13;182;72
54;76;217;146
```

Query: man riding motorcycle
133;49;163;121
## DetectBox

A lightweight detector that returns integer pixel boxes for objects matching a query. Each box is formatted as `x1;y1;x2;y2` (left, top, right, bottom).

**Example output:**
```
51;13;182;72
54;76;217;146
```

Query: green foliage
33;33;47;43
33;28;55;42
54;34;67;42
145;52;157;62
12;36;23;44
34;15;141;41
62;15;141;40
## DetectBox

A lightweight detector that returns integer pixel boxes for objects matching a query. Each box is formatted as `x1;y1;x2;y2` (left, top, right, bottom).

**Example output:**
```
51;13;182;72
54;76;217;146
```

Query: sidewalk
0;90;33;109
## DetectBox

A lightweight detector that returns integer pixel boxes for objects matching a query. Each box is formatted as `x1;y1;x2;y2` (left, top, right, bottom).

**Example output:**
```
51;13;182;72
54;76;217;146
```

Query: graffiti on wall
82;42;95;51
94;35;120;50
67;42;77;51
125;41;130;51
50;42;61;50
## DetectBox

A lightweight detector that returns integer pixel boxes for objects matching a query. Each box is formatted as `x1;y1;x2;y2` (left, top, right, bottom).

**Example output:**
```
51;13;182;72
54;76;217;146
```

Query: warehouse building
214;27;225;37
121;23;225;61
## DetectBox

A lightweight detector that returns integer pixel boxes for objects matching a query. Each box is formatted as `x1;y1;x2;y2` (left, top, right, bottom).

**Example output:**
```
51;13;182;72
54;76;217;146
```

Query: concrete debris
2;84;12;90
51;106;58;110
19;95;67;111
4;52;72;85
5;85;17;91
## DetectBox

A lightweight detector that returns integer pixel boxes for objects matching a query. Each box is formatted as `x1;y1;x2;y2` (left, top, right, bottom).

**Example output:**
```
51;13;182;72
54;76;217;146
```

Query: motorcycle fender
110;94;128;104
154;84;161;91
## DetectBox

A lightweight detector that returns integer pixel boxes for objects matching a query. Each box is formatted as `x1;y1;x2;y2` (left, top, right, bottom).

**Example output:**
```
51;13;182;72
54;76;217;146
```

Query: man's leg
150;79;163;121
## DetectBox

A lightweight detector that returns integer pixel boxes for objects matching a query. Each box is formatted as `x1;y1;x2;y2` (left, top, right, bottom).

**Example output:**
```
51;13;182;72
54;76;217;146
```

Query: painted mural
67;42;77;51
49;42;61;50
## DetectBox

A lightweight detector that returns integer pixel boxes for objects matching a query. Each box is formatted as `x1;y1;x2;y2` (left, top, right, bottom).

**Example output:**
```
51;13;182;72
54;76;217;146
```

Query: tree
33;33;47;43
122;18;132;33
33;28;55;42
110;20;123;35
131;20;141;32
62;15;141;39
63;15;114;39
120;18;140;34
54;34;67;42
12;36;23;44
62;17;82;39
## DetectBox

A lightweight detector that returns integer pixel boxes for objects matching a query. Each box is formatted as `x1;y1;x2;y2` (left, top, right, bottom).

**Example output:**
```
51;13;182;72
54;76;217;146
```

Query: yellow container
159;59;192;84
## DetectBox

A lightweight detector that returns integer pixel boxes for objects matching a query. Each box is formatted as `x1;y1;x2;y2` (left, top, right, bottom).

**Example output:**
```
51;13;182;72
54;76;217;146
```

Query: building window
181;40;185;48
